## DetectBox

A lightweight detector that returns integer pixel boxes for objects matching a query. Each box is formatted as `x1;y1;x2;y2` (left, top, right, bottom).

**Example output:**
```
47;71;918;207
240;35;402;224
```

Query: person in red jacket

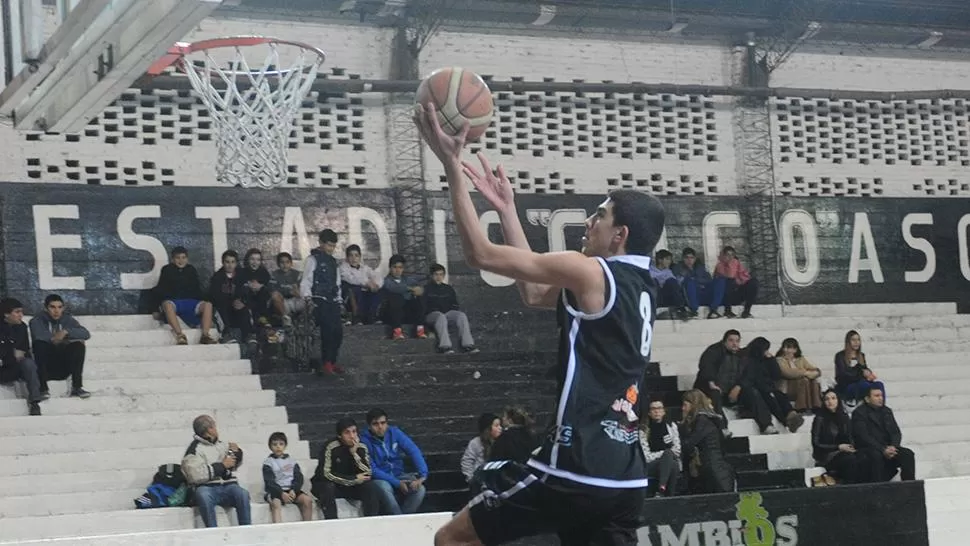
708;246;758;319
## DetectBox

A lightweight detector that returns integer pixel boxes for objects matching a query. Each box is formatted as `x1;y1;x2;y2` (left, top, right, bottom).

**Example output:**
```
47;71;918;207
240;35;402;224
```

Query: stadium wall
3;183;969;315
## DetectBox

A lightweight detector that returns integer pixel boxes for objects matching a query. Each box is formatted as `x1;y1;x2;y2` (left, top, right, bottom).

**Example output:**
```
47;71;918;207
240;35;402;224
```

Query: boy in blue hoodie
360;407;428;515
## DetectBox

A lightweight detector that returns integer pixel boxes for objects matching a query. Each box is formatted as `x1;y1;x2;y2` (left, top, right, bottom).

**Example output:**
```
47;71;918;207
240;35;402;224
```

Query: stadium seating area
0;302;967;542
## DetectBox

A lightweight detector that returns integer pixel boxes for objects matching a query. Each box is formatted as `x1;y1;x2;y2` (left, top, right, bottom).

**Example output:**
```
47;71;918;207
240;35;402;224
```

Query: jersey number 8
639;291;653;358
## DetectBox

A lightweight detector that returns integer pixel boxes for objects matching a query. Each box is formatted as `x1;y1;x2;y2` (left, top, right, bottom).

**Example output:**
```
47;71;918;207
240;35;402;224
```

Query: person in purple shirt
671;247;713;318
650;249;688;320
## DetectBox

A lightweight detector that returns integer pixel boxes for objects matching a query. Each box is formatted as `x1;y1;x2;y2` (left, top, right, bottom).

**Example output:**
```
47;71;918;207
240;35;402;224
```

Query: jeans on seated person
0;357;43;402
193;483;252;528
842;380;886;403
426;310;474;350
343;283;381;324
657;278;686;309
682;277;711;313
709;277;758;315
381;293;425;331
33;340;85;392
373;472;425;515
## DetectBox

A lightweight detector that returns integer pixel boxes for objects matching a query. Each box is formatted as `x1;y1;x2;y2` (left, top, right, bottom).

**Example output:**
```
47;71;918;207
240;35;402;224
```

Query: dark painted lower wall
1;182;968;314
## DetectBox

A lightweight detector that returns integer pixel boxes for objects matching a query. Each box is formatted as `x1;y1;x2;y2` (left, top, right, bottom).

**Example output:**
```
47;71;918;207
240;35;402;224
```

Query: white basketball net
178;43;324;189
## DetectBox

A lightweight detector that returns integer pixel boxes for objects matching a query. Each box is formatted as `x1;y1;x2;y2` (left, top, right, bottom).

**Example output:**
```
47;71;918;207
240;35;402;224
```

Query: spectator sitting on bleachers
424;264;478;354
775;337;822;412
312;417;382;519
0;298;43;415
262;431;313;523
242;266;281;345
339;244;382;325
488;406;539;463
741;337;805;433
650;249;689;320
680;389;734;494
270;252;305;328
380;255;426;341
208;250;249;343
181;414;250;528
300;229;344;376
639;396;681;497
460;413;502;483
851;386;915;482
692;330;742;436
835;330;886;403
361;408;428;515
671;247;712;318
811;388;868;485
29;294;90;399
155;246;217;345
708;246;758;319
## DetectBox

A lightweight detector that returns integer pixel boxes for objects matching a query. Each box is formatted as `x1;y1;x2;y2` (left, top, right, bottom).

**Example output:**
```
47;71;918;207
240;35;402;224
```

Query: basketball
416;67;494;142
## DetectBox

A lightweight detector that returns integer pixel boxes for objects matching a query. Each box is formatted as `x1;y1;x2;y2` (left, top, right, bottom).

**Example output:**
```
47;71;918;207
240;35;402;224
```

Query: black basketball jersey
528;255;657;488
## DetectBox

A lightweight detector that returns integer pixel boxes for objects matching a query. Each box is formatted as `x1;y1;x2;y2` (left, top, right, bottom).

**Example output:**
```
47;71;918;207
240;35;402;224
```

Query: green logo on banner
737;492;776;546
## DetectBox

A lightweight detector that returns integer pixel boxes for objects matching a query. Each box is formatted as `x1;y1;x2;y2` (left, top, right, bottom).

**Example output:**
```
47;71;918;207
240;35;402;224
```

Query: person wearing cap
311;417;381;519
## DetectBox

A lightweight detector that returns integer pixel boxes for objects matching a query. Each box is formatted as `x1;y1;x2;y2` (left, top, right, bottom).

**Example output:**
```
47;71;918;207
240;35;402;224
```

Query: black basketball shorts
467;460;645;546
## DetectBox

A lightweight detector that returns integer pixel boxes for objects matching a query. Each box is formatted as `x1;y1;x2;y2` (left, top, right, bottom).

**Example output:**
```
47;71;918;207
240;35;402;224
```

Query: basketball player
415;103;664;546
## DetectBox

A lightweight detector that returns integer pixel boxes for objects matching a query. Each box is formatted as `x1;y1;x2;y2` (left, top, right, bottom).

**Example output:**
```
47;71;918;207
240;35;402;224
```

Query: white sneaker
762;426;780;435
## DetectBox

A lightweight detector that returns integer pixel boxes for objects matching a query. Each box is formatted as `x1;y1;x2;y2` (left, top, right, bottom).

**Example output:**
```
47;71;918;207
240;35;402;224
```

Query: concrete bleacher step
0;407;289;437
651;312;970;335
0;501;365;543
85;344;240;363
82;360;252;379
0;375;263;401
0;390;276;417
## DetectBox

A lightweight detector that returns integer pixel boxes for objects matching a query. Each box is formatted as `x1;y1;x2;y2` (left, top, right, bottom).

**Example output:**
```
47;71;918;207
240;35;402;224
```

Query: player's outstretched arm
415;104;603;311
462;153;557;309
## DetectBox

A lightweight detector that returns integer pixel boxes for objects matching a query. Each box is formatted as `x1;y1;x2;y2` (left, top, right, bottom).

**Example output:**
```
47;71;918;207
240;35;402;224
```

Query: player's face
582;198;620;257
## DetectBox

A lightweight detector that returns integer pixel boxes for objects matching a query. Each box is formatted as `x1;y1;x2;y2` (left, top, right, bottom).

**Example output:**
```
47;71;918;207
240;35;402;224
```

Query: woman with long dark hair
775;337;822;412
834;330;886;402
460;413;502;483
680;389;734;494
742;337;805;433
811;388;865;484
488;406;539;463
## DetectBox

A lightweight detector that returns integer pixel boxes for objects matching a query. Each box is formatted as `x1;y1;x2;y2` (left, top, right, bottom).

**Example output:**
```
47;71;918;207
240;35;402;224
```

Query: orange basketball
416;67;494;142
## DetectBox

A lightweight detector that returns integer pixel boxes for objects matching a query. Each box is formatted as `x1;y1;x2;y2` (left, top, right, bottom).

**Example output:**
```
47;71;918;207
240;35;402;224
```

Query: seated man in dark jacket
423;264;477;354
311;418;381;519
0;298;43;415
671;247;712;318
851;386;915;482
208;250;250;343
28;294;91;399
155;246;216;345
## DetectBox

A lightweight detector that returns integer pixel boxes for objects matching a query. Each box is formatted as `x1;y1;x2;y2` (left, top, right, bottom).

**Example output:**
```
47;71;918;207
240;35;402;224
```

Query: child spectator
775;337;822;412
242;267;280;345
709;246;758;319
244;248;293;328
639;397;681;497
271;252;305;326
460;413;502;483
0;298;43;415
339;244;382;325
300;229;344;376
208;250;249;343
835;330;886;403
29;294;90;399
155;246;217;345
311;417;381;519
262;431;313;523
650;249;688;320
424;264;477;354
360;408;428;515
671;247;712;318
680;389;734;494
380;255;426;341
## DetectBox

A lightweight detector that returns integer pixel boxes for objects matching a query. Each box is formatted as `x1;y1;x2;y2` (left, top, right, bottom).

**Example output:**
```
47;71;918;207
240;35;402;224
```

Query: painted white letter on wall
702;211;742;274
280;207;311;263
479;210;514;287
347;207;393;278
117;205;167;289
33;205;84;290
779;209;820;287
958;214;970;281
433;209;449;283
195;206;240;271
848;212;884;283
901;213;936;283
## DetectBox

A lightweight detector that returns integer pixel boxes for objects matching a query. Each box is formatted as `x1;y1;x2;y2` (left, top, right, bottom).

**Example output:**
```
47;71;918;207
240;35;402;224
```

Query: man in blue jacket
671;247;713;318
360;407;428;515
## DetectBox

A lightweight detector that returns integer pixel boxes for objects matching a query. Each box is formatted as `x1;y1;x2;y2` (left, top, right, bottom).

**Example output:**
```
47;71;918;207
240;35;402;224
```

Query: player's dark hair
276;252;292;266
722;329;740;342
607;190;664;256
366;408;388;425
0;298;24;316
345;244;362;257
319;229;338;244
429;263;446;275
221;250;238;262
44;294;64;307
268;431;288;448
682;247;696;257
336;417;357;435
655;249;672;261
389;254;406;268
171;246;188;257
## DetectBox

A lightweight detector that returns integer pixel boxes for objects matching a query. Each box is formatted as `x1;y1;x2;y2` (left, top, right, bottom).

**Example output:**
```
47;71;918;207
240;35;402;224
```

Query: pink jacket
714;258;751;285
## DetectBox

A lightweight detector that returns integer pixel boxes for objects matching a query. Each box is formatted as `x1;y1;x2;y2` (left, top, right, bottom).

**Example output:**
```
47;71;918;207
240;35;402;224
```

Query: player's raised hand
414;103;468;168
462;152;515;211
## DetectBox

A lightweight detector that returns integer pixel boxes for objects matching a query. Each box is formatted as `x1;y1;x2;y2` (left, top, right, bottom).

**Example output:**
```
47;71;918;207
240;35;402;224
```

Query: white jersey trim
528;459;650;489
562;256;617;321
549;317;581;468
